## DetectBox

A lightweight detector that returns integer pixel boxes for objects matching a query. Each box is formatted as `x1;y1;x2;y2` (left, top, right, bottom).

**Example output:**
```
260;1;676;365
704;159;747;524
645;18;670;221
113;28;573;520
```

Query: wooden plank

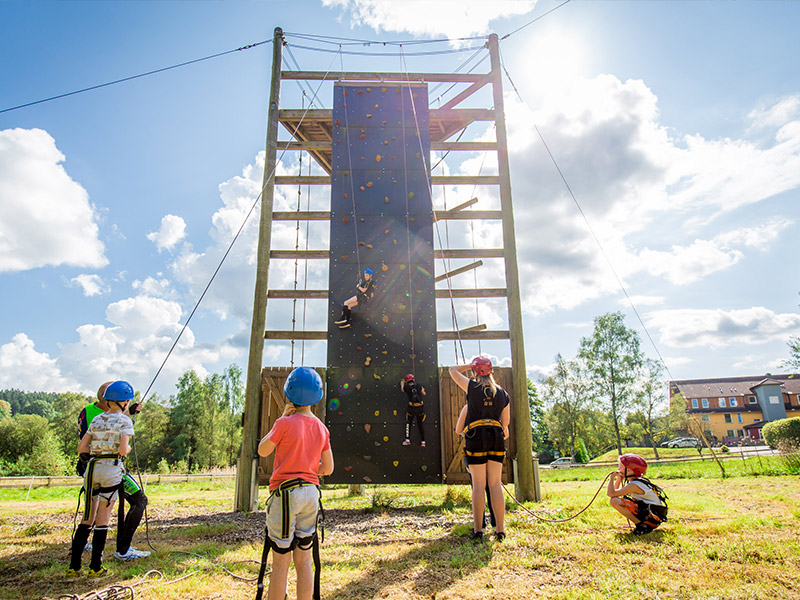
434;249;504;259
447;197;478;212
435;261;483;283
269;250;329;259
435;288;507;298
272;211;330;221
265;331;327;340
268;290;328;299
431;142;497;151
437;330;510;340
439;76;492;110
274;176;330;185
434;210;502;221
431;108;496;122
278;141;332;150
282;71;486;83
459;323;487;333
272;175;499;186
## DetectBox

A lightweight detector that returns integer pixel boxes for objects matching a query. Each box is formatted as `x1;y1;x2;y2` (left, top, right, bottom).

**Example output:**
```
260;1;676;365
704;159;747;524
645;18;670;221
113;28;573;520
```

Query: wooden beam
449;197;478;212
439;76;492;110
434;260;483;282
431;176;499;185
270;250;329;259
460;323;487;333
272;211;330;221
278;141;332;150
431;142;497;151
282;71;486;83
437;330;510;340
431;108;495;122
435;210;503;221
435;288;507;298
274;176;330;185
267;290;328;299
265;331;327;340
435;249;504;259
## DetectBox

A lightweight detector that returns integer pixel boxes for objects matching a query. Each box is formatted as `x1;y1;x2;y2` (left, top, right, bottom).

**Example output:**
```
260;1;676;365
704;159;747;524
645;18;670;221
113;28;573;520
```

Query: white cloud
71;274;107;297
147;214;187;251
322;0;536;40
0;333;80;392
132;276;175;299
0;128;107;272
647;307;800;349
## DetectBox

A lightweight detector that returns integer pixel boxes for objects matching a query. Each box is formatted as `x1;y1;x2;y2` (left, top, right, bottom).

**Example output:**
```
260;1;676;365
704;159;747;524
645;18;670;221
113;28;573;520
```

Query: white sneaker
420;441;426;447
402;439;411;446
114;547;151;561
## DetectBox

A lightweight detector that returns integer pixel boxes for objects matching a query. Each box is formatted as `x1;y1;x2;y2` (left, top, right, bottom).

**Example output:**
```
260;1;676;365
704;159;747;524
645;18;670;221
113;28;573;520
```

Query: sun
519;27;590;92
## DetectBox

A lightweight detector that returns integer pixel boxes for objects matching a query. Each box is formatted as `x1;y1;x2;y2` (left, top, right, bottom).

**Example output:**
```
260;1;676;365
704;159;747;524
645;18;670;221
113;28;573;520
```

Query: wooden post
236;26;284;512
488;33;536;502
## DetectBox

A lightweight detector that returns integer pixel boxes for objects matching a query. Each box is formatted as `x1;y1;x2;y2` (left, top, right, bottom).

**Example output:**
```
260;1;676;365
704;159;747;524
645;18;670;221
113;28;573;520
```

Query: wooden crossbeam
437;330;510;341
449;197;478;212
272;211;330;221
267;290;328;299
272;175;500;185
265;331;327;340
279;108;495;122
282;71;486;83
271;209;503;221
269;250;329;259
434;210;502;221
439;76;492;110
459;323;487;333
431;142;497;151
434;249;504;259
278;141;332;150
434;260;483;282
435;288;507;298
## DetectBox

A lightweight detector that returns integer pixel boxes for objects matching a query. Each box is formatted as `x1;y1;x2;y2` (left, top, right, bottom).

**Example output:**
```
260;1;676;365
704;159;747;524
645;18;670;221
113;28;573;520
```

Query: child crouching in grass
607;453;668;535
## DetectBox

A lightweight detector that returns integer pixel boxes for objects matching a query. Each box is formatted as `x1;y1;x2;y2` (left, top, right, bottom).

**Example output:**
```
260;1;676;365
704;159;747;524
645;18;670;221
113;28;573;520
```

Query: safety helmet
619;453;648;477
103;381;134;403
284;367;324;406
364;268;374;275
404;373;415;382
97;381;114;402
471;356;493;377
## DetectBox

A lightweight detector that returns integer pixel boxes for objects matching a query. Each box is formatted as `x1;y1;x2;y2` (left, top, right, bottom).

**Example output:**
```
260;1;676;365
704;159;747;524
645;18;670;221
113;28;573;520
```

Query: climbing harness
255;478;325;600
628;476;669;529
464;418;503;432
82;454;124;520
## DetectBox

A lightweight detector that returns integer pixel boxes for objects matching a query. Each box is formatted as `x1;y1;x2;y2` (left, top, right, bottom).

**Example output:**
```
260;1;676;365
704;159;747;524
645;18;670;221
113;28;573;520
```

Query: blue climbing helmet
363;268;374;276
284;367;324;406
103;380;134;403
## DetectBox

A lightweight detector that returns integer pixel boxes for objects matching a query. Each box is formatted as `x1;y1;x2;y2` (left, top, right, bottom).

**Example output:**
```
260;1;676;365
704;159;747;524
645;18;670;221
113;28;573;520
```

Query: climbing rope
502;473;613;524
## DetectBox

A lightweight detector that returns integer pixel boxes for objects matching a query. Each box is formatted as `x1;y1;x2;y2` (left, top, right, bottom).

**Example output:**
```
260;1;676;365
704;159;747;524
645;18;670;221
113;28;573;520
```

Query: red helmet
471;356;493;376
619;454;647;477
404;373;415;382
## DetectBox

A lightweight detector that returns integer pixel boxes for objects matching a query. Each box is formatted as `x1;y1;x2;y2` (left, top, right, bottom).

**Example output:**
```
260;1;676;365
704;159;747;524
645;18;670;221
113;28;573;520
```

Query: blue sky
1;0;799;399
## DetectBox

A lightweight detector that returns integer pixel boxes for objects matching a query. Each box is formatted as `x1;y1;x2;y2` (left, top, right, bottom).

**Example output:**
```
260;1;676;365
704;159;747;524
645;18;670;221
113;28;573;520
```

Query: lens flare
328;398;340;410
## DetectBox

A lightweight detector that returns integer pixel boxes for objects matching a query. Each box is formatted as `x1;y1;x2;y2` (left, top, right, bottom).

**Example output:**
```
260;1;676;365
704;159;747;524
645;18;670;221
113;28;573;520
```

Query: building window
748;396;757;404
737;429;744;437
769;395;780;405
726;429;735;437
737;413;743;423
701;398;709;408
754;418;761;422
701;414;710;422
691;399;698;408
729;397;737;407
724;414;733;424
719;398;727;408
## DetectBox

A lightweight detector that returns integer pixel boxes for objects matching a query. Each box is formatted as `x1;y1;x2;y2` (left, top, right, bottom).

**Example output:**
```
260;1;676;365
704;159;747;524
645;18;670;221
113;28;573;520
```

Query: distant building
669;374;800;444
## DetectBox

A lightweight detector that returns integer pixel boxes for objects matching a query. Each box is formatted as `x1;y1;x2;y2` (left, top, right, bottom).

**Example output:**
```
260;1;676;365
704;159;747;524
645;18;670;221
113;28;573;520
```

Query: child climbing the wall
607;454;668;535
67;381;136;579
400;374;426;447
334;267;374;329
257;367;334;600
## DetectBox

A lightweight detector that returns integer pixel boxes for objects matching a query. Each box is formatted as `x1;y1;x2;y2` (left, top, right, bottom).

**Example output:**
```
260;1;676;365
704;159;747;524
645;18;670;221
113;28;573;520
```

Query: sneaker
338;322;351;329
87;566;110;578
114;547;151;561
495;531;506;542
402;439;411;446
65;567;82;579
334;318;348;325
468;530;483;541
420;441;426;447
632;523;654;536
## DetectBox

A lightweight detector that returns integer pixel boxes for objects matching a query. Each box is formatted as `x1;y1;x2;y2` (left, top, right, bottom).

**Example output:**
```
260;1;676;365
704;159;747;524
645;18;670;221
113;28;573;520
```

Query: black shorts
464;426;505;465
406;407;425;422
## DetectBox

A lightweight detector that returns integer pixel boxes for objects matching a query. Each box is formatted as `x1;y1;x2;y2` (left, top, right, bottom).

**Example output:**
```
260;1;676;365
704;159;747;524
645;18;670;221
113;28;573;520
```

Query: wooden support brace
434;260;483;282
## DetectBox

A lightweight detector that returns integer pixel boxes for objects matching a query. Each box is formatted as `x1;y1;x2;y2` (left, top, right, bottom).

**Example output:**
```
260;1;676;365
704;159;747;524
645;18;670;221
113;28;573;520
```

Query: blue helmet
284;367;324;406
103;380;134;403
363;268;374;275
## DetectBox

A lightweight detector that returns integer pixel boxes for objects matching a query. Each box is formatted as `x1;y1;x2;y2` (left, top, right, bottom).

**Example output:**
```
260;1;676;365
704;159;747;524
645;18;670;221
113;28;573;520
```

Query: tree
579;312;644;456
528;378;555;462
0;400;10;420
222;364;244;466
133;394;171;471
785;336;800;371
631;359;667;460
50;391;90;458
542;354;589;458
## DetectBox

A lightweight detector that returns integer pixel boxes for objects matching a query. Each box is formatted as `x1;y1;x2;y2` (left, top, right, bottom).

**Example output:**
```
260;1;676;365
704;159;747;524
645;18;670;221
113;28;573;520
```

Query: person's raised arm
448;365;471;392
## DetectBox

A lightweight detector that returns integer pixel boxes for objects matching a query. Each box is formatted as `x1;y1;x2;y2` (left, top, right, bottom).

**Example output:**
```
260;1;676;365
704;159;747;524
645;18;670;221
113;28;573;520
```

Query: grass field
1;456;799;600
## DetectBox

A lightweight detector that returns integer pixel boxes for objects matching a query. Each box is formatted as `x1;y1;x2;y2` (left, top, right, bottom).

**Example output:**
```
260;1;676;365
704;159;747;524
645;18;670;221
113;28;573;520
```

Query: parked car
660;437;684;448
548;457;575;469
664;437;702;448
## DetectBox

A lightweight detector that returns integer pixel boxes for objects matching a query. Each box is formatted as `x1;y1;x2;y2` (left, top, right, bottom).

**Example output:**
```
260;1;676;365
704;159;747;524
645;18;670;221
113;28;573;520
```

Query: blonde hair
474;374;497;398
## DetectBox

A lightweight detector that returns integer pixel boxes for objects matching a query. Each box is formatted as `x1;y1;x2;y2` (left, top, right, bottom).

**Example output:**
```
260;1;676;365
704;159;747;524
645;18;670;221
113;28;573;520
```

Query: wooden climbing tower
235;27;533;510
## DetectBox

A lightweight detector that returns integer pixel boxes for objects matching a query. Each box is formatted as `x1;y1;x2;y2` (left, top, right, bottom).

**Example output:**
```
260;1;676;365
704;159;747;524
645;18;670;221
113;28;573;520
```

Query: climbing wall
326;83;441;484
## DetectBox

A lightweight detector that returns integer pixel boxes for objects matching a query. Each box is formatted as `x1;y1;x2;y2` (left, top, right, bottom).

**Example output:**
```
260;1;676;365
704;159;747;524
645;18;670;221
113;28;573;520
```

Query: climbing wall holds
363;476;372;482
364;357;371;366
383;436;389;442
376;155;382;162
373;373;381;380
421;465;428;472
381;264;388;271
364;424;371;434
366;181;373;187
374;410;380;417
381;315;389;323
392;461;399;467
408;192;415;199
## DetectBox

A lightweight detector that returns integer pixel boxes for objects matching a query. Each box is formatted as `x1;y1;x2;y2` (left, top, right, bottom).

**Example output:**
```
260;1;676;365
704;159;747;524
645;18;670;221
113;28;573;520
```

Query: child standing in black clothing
400;374;427;447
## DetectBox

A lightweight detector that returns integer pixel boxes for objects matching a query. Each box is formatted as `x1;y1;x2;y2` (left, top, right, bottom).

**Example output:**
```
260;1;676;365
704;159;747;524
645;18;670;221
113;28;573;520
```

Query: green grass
2;472;799;599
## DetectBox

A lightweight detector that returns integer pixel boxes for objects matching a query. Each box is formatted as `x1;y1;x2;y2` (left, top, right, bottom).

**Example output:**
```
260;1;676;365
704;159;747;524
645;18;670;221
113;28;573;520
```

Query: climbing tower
235;27;534;508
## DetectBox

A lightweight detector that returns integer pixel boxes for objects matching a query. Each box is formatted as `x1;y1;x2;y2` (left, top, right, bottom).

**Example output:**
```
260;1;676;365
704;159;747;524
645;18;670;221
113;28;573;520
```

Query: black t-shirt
403;381;424;404
465;379;509;425
357;278;375;300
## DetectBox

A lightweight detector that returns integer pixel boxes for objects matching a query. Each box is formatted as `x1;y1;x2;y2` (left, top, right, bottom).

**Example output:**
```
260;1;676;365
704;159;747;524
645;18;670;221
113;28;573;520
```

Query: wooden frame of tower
235;27;535;511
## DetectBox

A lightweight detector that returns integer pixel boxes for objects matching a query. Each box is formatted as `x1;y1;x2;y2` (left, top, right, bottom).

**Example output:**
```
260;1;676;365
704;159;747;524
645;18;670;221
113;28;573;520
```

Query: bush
762;417;800;448
721;445;730;453
574;438;590;463
777;440;800;475
156;458;171;474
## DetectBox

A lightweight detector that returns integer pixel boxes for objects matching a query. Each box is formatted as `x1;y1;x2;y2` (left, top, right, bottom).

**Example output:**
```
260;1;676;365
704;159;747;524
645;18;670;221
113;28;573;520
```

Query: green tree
50;391;91;457
631;359;667;459
579;312;643;456
542;354;589;458
133;394;171;471
785;336;800;371
528;378;555;462
0;400;10;420
222;364;244;466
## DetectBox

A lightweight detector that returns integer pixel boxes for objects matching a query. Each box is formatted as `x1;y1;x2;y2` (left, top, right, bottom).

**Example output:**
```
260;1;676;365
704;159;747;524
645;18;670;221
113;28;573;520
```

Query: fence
0;472;236;490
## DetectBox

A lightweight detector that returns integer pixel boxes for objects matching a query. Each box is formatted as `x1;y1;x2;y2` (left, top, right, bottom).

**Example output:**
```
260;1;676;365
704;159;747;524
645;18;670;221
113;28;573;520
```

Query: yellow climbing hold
381;315;389;323
383;436;389;442
408;192;415;199
393;461;399;467
373;373;381;380
381;264;389;271
374;410;380;417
